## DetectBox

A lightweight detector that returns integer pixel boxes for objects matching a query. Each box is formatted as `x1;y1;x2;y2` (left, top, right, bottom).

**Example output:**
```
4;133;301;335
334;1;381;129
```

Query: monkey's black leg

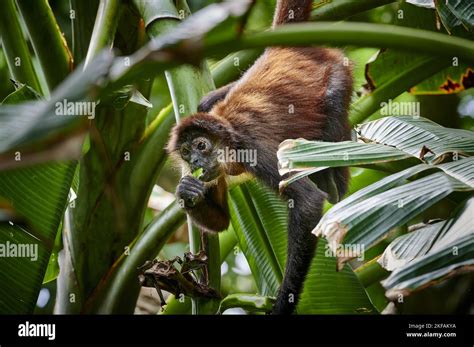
273;179;324;314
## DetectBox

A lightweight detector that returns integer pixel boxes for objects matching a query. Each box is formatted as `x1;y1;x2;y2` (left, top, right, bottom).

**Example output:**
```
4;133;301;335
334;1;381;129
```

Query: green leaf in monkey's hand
192;168;204;180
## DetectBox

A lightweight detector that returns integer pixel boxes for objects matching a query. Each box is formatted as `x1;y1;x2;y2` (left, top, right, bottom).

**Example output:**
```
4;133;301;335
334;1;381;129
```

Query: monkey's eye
197;141;207;151
193;137;211;153
180;146;190;157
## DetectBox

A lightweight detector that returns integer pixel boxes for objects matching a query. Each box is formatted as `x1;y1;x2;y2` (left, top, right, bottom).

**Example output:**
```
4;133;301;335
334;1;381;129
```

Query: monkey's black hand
177;176;206;209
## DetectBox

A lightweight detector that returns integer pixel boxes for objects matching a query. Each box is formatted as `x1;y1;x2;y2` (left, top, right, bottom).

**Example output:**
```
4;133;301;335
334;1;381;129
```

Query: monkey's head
167;113;237;182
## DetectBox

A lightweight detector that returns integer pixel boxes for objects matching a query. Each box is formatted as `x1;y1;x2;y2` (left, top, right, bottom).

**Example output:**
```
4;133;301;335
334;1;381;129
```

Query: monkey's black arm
178;176;230;233
198;82;236;113
191;184;230;232
309;167;349;204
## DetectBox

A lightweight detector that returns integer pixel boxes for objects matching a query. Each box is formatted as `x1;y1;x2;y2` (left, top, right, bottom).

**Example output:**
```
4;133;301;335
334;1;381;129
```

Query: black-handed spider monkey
167;0;352;314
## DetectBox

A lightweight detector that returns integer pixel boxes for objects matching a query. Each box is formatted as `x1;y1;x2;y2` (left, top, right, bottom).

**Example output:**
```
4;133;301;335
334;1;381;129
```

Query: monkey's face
179;134;222;182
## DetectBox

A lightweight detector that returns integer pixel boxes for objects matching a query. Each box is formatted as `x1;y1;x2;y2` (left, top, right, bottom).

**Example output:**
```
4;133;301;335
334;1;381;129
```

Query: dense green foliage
0;0;472;315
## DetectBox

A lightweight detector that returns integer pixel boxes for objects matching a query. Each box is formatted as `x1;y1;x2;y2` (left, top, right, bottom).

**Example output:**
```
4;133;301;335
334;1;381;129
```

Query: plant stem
0;0;42;93
223;23;474;64
355;257;389;287
55;207;82;313
84;0;122;67
311;0;396;21
110;22;474;91
16;0;73;90
93;202;186;313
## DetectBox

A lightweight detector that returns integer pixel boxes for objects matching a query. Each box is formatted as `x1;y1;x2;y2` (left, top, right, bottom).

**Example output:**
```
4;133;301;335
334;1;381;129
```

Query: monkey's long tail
272;0;313;27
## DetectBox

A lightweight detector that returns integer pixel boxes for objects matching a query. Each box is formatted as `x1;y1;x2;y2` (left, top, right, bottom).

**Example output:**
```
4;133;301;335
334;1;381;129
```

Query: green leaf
192;168;204;179
0;71;77;312
350;54;449;124
380;195;474;271
278;139;411;176
0;163;75;313
228;180;375;313
228;182;285;296
385;234;473;299
133;0;180;28
435;0;474;34
70;0;100;64
350;1;470;122
42;222;63;284
378;221;443;271
406;0;435;9
0;0;42;93
110;0;252;87
2;82;42;105
278;116;474;184
366;49;473;95
346;47;379;98
298;239;376;314
314;158;473;268
16;0;73;90
365;2;473;95
357;116;474;163
410;65;474;94
83;0;121;67
0;51;115;170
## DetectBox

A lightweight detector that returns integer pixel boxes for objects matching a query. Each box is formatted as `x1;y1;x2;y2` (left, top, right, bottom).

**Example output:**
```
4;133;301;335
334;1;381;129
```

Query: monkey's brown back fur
211;46;352;157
